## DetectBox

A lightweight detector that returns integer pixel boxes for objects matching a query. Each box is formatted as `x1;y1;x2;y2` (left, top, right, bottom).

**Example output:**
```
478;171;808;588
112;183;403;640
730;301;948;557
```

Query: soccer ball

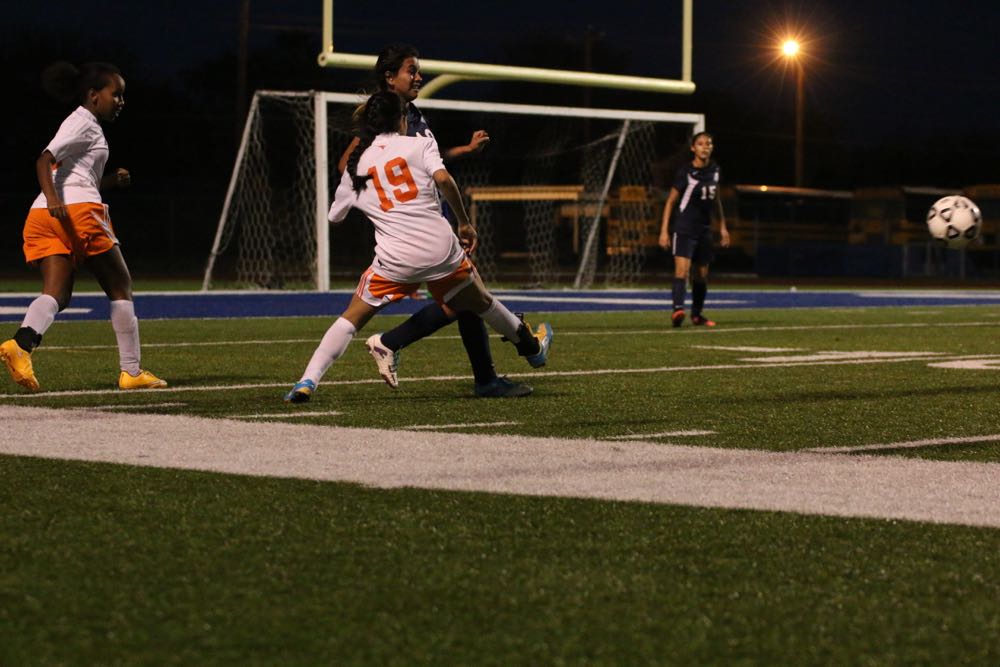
926;195;982;248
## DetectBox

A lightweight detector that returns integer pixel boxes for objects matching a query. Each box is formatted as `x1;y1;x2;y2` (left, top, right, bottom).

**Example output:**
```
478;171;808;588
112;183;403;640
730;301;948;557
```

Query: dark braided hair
41;61;121;106
345;90;405;193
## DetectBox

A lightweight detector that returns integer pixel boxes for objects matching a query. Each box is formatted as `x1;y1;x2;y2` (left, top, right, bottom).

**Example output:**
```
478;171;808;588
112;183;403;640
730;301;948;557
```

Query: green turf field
2;305;1000;664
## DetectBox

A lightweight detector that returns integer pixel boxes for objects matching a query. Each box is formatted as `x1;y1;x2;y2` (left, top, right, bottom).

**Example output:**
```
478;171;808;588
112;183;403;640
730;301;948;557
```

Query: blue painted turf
3;288;1000;321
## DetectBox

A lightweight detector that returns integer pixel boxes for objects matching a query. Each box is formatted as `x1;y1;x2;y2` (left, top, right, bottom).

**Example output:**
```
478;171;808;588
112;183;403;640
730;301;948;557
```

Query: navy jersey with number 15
671;161;720;236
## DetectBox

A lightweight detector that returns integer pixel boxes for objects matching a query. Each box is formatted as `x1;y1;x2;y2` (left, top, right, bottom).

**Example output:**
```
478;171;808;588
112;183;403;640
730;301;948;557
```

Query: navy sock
13;326;41;352
380;302;453;351
458;312;497;386
692;281;707;317
672;278;686;311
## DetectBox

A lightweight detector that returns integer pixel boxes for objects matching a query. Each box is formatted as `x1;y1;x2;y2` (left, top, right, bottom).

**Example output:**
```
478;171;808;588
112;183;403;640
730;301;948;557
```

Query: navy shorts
672;229;714;265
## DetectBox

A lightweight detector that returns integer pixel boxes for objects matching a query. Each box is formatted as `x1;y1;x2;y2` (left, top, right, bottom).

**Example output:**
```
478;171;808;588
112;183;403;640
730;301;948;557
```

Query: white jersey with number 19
328;132;465;284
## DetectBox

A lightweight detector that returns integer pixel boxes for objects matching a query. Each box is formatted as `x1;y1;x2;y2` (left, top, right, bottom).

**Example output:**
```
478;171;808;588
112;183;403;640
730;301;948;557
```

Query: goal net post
203;91;704;290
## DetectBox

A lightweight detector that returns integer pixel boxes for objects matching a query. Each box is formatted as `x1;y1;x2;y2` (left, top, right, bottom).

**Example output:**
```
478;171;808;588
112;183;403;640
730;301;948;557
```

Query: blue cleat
283;378;316;404
525;322;552;368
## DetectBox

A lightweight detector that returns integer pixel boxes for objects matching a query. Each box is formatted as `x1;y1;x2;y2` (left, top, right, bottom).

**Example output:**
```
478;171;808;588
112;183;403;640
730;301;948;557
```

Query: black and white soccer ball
927;195;982;249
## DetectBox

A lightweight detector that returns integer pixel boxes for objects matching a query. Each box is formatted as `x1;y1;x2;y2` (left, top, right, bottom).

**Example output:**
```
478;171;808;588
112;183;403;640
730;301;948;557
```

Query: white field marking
404;421;521;431
25;320;1000;353
0;307;90;315
604;430;716;440
857;290;1000;300
691;345;802;353
803;434;1000;455
83;402;188;411
234;411;343;419
906;310;944;315
5;352;1000;401
928;359;1000;370
489;294;748;306
4;405;1000;529
742;350;944;363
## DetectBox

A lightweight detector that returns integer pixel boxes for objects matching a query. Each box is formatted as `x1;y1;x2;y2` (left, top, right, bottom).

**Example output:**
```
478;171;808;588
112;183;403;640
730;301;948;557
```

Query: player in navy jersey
658;132;730;327
336;45;533;398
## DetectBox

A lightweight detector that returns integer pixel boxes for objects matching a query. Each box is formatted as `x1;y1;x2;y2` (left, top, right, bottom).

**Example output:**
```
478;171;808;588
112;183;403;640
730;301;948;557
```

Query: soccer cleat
365;334;399;389
118;369;168;390
0;339;40;392
474;375;534;398
524;322;553;368
691;314;716;327
283;378;316;404
671;309;686;328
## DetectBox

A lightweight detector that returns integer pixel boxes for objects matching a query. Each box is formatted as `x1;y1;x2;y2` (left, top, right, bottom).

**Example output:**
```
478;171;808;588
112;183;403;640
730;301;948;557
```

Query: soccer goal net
202;91;704;290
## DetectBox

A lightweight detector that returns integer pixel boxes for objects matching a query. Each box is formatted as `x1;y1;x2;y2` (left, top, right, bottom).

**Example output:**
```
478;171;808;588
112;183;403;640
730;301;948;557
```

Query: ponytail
347;90;406;193
41;61;121;106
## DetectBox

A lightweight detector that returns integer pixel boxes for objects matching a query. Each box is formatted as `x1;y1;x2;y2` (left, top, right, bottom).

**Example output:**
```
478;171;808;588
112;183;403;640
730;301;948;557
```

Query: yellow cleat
118;369;168;390
0;338;40;392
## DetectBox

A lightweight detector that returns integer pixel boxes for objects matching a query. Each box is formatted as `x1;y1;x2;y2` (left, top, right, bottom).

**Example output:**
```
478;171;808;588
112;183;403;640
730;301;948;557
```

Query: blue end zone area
2;289;1000;322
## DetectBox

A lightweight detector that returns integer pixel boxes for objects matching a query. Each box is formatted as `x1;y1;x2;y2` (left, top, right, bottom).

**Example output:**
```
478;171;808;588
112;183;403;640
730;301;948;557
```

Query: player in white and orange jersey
0;62;166;392
284;90;552;403
335;45;528;399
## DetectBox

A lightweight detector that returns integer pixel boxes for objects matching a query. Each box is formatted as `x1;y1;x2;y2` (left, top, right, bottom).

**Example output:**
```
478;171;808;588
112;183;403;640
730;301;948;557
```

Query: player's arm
100;167;130;190
433;168;477;254
327;171;357;224
443;130;490;162
715;193;730;248
35;150;68;222
337;137;361;174
658;187;680;249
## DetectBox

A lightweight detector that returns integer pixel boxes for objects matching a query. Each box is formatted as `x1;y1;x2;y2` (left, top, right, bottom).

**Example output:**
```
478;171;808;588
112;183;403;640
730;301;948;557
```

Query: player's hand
115;168;131;188
467;130;490;153
658;230;671;250
458;223;478;255
720;228;731;248
46;197;69;223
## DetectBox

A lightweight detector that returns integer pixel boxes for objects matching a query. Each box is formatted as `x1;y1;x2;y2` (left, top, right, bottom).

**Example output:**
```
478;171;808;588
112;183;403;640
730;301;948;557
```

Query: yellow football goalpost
317;0;695;96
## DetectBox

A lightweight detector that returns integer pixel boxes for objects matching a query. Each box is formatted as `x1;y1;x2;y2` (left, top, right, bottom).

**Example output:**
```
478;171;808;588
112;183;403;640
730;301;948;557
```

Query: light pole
782;39;804;187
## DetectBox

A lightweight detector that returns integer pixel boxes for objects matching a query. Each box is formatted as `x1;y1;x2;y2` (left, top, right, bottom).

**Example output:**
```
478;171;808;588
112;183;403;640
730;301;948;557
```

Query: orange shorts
355;257;477;308
23;203;119;265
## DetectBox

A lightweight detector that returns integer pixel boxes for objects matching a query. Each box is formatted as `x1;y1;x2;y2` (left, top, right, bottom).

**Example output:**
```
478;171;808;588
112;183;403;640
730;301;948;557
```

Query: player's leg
287;267;392;402
86;246;166;389
690;233;716;327
1;255;74;391
377;292;524;398
671;237;693;327
443;274;551;369
286;296;381;403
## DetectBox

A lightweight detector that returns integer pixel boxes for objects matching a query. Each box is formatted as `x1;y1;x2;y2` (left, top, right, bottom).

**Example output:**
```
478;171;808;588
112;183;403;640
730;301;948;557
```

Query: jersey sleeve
421;137;445;175
45;117;96;162
327;169;358;223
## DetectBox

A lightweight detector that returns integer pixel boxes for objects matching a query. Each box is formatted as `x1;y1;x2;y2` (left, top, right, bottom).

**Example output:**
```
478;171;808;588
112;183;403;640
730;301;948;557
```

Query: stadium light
781;38;805;186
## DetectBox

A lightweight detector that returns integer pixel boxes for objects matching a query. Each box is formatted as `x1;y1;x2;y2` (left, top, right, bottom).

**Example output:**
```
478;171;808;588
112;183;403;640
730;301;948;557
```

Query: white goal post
203;91;704;291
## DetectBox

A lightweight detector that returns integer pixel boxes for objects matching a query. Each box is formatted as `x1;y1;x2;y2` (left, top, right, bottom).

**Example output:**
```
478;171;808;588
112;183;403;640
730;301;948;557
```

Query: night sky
2;0;999;269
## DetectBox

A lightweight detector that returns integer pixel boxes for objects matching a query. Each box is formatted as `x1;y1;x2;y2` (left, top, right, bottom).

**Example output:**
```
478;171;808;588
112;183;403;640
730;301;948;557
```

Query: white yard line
691;345;802;353
803;434;1000;454
233;411;343;419
21;320;1000;352
84;402;188;411
3;405;999;529
404;421;521;430
4;352;1000;400
604;430;717;440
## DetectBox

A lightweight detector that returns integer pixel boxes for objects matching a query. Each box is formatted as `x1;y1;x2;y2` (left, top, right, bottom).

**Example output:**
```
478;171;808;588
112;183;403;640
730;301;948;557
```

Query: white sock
21;294;59;336
110;300;141;375
477;298;521;341
302;317;357;385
